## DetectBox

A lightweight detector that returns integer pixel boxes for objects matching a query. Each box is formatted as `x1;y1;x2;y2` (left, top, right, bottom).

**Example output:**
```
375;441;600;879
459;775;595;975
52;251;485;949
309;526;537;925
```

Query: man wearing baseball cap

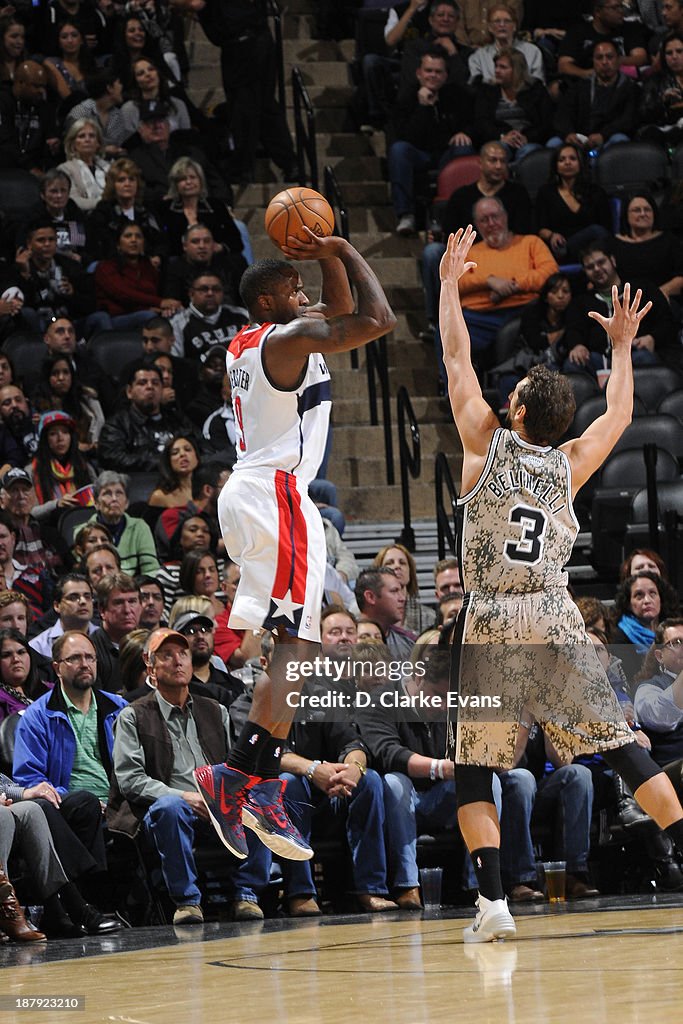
1;466;67;572
173;610;241;707
108;627;269;924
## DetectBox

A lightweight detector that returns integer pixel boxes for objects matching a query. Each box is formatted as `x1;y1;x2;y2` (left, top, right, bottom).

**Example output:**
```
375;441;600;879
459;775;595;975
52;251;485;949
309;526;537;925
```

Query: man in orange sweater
458;197;558;363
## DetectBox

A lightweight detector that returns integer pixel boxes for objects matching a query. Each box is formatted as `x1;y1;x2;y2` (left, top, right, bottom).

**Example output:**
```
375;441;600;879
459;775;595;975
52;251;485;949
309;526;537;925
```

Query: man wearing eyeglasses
12;629;127;933
174;610;242;709
29;572;98;659
454;195;557;369
635;619;683;772
170;271;248;363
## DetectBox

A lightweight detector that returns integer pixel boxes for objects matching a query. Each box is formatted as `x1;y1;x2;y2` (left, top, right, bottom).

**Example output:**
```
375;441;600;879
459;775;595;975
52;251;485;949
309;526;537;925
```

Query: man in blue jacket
13;629;126;933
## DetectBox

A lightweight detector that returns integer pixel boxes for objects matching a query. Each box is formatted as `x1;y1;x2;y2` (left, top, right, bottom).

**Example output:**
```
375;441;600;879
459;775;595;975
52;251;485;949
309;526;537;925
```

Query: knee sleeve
602;741;662;793
455;764;496;808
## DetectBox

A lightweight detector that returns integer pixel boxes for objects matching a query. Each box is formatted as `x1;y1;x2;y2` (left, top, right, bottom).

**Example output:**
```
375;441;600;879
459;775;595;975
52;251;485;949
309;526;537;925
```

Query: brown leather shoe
565;875;600;899
509;884;545;903
395;887;422;910
357;894;399;913
0;874;46;942
289;896;322;918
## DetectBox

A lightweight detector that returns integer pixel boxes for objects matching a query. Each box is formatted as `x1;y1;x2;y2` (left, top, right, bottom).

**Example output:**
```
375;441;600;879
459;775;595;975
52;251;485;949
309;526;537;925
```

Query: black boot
613;774;652;829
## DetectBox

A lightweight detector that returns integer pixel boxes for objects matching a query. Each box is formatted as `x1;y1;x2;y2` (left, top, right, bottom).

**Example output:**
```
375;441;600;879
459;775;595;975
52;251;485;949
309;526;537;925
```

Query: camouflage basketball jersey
458;429;580;594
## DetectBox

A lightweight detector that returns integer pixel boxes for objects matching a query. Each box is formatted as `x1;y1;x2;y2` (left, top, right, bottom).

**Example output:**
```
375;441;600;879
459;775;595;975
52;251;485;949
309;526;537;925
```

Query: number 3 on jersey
503;504;547;565
234;395;246;453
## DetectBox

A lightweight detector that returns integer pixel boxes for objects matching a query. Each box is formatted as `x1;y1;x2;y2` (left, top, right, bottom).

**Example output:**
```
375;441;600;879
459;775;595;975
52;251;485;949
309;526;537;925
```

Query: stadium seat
611;413;683;460
512;148;553;201
127;472;158;505
671;142;683;181
596;142;669;196
568;373;600;409
434;155;481;203
569;392;646;437
657;388;683;423
0;170;41;220
58;506;94;547
633;366;683;412
599;446;679;488
630;480;683;523
87;330;143;381
2;333;46;384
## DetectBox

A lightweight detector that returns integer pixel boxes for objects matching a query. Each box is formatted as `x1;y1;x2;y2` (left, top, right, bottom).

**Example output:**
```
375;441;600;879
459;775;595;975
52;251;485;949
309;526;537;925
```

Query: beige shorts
450;588;633;768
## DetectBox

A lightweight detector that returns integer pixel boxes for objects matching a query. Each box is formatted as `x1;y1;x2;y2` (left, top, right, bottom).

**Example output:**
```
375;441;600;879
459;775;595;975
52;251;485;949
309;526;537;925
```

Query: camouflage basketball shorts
449;588;634;768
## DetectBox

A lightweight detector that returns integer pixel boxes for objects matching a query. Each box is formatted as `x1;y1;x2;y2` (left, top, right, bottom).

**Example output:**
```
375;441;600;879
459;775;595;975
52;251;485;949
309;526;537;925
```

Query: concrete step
283;38;354;62
333;393;453;425
317;132;378;156
310;154;385;181
282;13;314;39
329;450;462;488
284;83;354;108
338;483;443;520
331;365;438;396
311;107;360;132
287;62;353;87
330;422;459;458
234;178;391;208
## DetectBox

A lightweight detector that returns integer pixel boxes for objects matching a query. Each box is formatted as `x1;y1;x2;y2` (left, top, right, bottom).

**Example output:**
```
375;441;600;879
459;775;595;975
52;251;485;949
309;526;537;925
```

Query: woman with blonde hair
472;47;552;160
86;158;163;264
58;119;111;212
157;156;246;260
372;543;433;634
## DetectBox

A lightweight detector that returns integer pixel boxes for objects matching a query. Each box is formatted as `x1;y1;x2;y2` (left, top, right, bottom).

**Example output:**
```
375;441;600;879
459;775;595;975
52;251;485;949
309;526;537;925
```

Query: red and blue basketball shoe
242;779;313;861
193;764;250;860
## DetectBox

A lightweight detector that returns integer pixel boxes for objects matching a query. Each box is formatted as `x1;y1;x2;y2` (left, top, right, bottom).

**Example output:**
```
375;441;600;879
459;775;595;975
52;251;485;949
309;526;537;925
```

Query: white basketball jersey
458;428;579;593
225;322;331;483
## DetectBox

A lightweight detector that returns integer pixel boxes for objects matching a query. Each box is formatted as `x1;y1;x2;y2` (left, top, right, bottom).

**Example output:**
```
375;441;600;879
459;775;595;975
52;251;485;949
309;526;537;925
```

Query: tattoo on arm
327;320;352;348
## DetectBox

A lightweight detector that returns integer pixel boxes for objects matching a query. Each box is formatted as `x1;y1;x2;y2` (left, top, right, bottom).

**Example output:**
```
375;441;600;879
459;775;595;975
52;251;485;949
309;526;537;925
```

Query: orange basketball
264;187;335;249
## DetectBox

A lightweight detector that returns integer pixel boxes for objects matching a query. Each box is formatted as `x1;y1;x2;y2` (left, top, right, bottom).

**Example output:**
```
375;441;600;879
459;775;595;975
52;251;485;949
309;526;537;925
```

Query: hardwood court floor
1;896;683;1024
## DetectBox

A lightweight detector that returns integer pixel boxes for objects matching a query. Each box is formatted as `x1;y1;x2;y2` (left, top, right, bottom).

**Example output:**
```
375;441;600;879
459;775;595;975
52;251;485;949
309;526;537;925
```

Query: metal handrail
323;165;357;369
292;67;319;190
434;451;459;560
323;165;348;241
323;165;394;485
367;337;394;485
266;0;285;109
396;386;421;551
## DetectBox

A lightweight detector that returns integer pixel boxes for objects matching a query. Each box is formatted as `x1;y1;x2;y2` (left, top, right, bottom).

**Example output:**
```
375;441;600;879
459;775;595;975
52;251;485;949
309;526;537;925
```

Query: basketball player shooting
193;228;396;862
441;225;683;942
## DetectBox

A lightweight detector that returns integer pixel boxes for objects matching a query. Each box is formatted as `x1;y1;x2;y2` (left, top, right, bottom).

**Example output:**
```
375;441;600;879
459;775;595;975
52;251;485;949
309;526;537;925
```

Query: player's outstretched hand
587;283;652;350
280;227;346;261
439;224;477;283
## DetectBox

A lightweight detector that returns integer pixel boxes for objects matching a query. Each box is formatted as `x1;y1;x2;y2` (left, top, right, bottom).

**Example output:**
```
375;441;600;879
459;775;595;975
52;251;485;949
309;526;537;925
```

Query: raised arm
439;226;499;458
267;232;396;373
310;254;356;318
560;283;652;495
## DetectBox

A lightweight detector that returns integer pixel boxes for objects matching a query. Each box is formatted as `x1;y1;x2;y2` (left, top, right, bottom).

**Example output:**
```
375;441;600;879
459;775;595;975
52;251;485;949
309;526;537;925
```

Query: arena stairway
183;9;605;589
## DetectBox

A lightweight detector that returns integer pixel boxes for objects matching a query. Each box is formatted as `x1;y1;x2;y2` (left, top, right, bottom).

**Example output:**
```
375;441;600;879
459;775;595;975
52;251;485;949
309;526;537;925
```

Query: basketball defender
441;226;683;942
193;230;396;861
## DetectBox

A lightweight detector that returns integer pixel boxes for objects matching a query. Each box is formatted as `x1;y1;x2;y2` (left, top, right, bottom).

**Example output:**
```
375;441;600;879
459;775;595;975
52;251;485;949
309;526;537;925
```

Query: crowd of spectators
2;0;683;941
351;0;683;399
